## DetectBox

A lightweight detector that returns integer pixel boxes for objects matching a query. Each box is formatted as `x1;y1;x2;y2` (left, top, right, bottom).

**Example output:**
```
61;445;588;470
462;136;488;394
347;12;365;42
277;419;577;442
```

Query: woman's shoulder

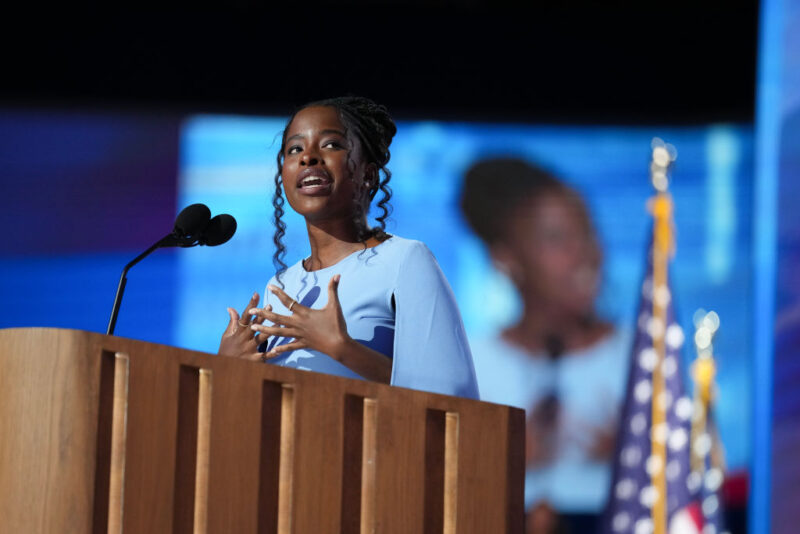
356;235;437;271
377;235;429;256
382;235;441;267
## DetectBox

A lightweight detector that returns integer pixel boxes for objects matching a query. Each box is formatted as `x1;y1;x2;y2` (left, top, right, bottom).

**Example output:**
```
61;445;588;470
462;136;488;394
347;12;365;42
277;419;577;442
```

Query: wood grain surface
0;327;524;533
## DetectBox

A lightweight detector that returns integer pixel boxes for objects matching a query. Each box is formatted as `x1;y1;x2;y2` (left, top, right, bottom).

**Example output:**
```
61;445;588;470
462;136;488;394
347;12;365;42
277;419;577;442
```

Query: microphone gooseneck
106;204;237;335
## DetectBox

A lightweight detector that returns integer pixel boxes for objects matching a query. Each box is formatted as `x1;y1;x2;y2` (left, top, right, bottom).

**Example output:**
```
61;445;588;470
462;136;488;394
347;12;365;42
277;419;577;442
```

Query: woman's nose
300;148;321;166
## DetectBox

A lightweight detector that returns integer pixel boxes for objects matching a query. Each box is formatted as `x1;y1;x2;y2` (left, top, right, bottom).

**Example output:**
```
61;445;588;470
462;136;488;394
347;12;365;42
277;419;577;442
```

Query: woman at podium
218;96;479;400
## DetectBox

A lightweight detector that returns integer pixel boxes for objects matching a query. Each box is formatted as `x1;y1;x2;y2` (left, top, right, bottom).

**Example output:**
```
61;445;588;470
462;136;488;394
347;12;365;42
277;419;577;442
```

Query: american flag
602;222;701;534
603;184;729;534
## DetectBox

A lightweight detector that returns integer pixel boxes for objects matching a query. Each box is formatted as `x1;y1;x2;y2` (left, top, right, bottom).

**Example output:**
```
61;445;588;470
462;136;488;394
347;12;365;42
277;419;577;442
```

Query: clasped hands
218;274;349;362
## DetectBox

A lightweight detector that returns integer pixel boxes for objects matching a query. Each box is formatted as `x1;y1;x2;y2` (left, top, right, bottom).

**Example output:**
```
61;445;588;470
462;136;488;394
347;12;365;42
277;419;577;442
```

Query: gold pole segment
648;139;677;534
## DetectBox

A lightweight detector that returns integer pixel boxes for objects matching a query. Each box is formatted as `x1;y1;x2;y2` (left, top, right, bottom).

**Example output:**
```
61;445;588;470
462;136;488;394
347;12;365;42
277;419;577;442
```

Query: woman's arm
391;241;480;399
248;275;393;384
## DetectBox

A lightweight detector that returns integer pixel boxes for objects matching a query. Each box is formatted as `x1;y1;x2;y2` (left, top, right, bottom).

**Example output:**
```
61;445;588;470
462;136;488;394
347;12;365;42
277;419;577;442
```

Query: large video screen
177;115;753;473
0;110;753;475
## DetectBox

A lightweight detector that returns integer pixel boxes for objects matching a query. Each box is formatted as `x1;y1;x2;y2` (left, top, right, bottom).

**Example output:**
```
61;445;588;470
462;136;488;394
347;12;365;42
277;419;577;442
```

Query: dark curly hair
460;157;579;246
272;96;397;284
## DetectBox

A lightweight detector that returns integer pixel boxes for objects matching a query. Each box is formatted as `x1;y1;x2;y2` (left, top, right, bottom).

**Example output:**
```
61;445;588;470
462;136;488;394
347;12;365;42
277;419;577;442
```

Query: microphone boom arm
105;203;235;336
106;234;180;336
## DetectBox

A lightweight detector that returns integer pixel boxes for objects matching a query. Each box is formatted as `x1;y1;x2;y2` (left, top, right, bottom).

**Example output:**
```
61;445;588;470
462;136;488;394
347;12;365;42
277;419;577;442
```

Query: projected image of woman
461;158;630;532
217;96;479;399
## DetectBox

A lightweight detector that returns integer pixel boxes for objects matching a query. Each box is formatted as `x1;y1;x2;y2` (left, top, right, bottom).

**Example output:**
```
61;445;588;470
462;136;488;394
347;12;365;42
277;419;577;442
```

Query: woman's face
500;190;601;316
281;106;371;222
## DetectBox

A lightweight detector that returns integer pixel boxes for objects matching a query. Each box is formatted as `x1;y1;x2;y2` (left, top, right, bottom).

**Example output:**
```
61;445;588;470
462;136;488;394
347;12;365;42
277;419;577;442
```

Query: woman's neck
303;217;375;271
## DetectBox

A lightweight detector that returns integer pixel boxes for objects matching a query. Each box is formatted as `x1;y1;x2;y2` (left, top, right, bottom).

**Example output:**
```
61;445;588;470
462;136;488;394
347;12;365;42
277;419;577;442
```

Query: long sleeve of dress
390;241;480;399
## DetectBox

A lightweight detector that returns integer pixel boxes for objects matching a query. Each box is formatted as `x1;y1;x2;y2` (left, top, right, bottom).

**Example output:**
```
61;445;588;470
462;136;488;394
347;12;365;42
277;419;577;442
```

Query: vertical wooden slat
92;350;117;534
424;409;446;534
341;395;365;534
122;342;182;533
204;362;265;533
259;380;287;534
361;398;378;534
193;369;213;534
108;352;130;534
174;366;201;534
277;384;296;534
506;409;525;534
443;412;459;534
292;377;347;534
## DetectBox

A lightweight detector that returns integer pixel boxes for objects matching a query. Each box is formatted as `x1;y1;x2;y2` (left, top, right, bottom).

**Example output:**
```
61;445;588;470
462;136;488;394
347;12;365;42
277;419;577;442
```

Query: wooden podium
0;328;524;533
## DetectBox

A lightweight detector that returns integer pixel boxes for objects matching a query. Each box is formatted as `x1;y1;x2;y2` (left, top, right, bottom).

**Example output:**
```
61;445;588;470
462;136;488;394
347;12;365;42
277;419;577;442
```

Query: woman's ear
363;163;379;196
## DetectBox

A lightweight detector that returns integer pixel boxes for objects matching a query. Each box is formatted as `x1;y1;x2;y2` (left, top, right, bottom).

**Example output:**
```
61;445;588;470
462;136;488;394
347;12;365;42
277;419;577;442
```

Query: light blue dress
471;328;631;513
259;236;480;400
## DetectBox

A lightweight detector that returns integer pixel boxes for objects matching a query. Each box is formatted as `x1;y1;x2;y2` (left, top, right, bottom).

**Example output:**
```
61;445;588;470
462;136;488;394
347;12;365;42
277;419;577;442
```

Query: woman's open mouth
297;171;333;195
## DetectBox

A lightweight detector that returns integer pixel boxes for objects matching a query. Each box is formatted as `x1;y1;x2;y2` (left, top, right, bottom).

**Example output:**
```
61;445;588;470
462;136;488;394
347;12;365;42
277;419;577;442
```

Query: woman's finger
224;307;241;336
253;331;268;346
239;351;265;362
249;308;295;326
264;340;307;358
267;284;304;313
248;304;273;320
326;274;342;309
238;292;260;325
251;324;300;338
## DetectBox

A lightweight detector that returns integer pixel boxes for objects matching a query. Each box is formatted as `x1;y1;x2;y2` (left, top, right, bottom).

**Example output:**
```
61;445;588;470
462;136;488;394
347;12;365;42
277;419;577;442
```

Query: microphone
160;203;211;247
174;203;212;242
107;204;238;335
198;214;237;246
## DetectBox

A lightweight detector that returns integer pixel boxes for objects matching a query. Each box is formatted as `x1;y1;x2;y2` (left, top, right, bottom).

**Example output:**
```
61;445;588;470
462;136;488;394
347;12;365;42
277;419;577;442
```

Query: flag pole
690;310;720;476
648;139;677;534
689;310;730;534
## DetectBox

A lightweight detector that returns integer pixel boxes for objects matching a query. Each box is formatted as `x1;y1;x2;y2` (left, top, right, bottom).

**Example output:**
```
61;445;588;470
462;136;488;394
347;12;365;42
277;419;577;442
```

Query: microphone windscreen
201;214;237;246
174;204;211;237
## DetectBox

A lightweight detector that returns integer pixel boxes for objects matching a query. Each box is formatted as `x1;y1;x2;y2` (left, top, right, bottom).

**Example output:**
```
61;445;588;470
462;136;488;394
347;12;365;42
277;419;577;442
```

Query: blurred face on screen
502;190;600;317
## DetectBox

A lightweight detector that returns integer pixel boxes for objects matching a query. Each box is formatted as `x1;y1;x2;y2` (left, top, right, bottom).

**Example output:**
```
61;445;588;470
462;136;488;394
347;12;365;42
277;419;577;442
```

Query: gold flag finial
692;309;720;404
648;138;678;259
690;309;725;476
650;137;678;192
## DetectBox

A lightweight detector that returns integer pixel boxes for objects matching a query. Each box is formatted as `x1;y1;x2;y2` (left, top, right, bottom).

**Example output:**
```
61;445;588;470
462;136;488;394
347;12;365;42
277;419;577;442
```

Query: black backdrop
0;2;757;123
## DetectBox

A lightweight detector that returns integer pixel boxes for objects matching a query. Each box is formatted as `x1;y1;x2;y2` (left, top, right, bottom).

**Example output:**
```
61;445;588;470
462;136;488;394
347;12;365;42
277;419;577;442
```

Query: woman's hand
218;292;269;361
250;275;349;359
249;275;392;383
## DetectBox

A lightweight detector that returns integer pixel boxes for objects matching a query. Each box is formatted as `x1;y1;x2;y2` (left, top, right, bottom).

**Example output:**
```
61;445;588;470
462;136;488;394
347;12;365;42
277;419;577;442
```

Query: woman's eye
287;145;302;155
322;140;344;149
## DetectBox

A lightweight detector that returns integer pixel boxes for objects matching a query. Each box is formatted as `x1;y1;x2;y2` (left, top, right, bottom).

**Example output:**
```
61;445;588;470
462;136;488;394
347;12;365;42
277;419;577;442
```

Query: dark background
0;2;758;123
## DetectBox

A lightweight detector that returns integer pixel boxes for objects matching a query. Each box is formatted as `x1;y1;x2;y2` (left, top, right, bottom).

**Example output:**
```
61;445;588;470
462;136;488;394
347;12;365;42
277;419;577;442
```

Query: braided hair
271;96;397;284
